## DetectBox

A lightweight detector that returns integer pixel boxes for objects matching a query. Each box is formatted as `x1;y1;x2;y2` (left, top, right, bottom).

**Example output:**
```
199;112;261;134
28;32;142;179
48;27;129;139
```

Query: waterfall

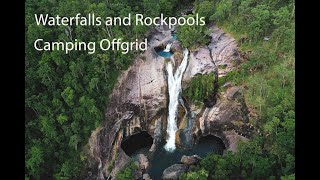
164;49;189;152
163;43;172;52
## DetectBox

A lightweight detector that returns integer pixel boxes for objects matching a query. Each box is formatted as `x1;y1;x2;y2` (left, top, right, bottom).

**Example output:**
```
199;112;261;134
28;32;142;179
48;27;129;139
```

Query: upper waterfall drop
163;43;172;52
164;49;189;152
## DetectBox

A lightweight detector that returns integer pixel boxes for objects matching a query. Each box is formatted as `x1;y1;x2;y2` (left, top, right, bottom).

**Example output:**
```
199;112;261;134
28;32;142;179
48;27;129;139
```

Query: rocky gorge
84;24;257;180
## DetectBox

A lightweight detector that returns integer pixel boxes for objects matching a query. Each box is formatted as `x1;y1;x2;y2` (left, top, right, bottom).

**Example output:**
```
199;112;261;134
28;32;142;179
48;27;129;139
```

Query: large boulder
226;86;243;100
143;173;152;180
138;154;149;170
180;155;202;165
223;131;248;152
162;164;189;180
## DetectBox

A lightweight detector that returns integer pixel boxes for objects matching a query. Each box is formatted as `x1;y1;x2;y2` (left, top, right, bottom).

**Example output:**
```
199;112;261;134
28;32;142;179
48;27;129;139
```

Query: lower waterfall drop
164;49;189;152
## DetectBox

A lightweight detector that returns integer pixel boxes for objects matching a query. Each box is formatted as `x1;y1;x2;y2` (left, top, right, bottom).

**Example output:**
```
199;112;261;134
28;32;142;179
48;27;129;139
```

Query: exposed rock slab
87;28;173;178
208;26;239;77
183;47;216;83
192;86;249;152
162;164;189;180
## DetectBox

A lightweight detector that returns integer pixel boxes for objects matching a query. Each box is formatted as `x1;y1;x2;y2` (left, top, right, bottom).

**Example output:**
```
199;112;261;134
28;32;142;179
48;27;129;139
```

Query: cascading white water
164;49;189;152
163;43;172;52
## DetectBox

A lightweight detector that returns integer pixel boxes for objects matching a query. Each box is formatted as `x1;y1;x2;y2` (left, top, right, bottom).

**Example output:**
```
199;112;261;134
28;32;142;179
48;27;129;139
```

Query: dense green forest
26;0;294;179
25;0;182;179
179;0;295;179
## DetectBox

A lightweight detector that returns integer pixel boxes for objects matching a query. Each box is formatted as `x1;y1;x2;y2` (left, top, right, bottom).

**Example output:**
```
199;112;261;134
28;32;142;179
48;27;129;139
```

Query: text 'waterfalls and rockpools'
34;13;206;28
33;13;206;54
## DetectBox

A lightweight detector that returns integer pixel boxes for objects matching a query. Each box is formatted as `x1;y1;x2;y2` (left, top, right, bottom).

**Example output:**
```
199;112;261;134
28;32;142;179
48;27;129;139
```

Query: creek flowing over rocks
84;24;256;180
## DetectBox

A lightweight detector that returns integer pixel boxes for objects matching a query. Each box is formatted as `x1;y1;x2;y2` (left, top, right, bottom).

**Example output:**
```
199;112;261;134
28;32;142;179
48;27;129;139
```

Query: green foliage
195;1;215;20
108;159;116;172
25;0;183;179
177;15;210;49
200;153;231;179
159;0;179;16
281;174;295;180
185;0;295;179
209;0;233;22
25;0;294;179
184;73;215;102
61;87;75;107
115;161;138;180
143;0;160;17
181;168;208;180
26;145;44;178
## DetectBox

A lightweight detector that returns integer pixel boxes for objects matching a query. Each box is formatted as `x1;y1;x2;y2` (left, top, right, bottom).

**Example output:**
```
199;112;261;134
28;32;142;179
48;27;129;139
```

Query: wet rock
180;155;202;165
149;117;163;153
172;41;182;52
138;154;149;170
134;167;143;179
143;173;152;180
162;164;189;180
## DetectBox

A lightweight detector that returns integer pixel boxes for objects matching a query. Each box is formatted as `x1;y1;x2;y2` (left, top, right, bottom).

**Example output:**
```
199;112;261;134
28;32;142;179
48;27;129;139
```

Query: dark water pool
121;131;153;156
155;33;177;58
147;135;225;179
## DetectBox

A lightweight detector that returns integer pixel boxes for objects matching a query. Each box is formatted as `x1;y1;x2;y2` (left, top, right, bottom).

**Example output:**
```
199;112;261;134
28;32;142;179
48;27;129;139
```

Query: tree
160;0;173;16
249;4;271;39
177;15;209;49
57;114;68;124
209;0;233;22
116;162;138;180
26;145;44;178
196;1;215;21
181;169;208;180
143;0;160;17
61;87;75;107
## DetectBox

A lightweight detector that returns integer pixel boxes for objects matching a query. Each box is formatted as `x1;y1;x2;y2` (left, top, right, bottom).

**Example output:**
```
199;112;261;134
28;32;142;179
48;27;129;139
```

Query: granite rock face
86;27;172;178
208;26;240;77
192;86;250;152
85;25;252;179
